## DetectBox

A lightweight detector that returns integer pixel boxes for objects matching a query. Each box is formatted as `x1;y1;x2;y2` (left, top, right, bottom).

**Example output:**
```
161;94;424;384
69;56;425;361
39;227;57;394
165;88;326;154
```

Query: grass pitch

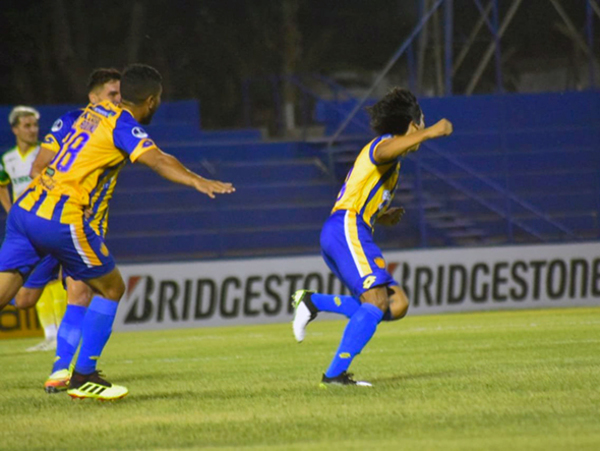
1;307;599;450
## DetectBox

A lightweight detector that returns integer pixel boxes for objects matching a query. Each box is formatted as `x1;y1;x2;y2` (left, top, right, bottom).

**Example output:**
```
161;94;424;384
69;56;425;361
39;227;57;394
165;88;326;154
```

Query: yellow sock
48;280;67;323
36;286;59;340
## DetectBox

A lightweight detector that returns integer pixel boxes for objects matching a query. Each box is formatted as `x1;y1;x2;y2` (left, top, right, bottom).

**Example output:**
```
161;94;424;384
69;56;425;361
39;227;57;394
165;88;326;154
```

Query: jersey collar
16;143;39;160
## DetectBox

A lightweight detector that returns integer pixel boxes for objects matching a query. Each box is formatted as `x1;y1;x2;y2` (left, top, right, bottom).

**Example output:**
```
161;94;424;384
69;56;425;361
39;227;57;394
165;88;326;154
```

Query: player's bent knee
15;288;42;309
84;269;126;302
360;286;390;312
388;286;409;320
389;297;409;320
100;280;125;302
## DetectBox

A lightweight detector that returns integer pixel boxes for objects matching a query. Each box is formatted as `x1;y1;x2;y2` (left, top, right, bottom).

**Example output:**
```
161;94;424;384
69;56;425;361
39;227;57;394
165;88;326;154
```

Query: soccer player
0;106;67;352
13;68;123;392
0;64;235;400
291;88;452;387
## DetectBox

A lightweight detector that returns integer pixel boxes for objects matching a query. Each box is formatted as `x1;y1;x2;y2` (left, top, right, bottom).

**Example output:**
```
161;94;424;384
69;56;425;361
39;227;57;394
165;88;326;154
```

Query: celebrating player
15;68;123;392
0;64;235;400
0;106;67;351
291;88;453;387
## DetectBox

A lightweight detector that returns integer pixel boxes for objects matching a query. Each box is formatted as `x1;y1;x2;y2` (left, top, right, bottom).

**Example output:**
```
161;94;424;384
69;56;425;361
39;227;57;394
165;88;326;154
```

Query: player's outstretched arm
136;147;235;199
374;119;453;163
30;147;57;178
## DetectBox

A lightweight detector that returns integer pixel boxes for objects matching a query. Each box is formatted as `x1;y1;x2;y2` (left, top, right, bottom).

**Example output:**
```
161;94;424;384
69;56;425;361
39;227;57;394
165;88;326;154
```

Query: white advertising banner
114;241;600;331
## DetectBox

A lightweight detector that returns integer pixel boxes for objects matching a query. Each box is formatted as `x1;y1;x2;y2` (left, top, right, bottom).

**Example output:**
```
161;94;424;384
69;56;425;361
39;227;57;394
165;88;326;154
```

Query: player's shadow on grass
115;372;186;383
125;390;196;402
130;388;278;403
370;370;458;385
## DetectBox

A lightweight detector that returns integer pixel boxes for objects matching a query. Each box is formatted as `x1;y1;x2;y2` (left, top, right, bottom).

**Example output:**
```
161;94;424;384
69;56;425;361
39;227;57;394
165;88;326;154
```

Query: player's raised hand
376;206;405;226
193;177;235;199
428;119;453;138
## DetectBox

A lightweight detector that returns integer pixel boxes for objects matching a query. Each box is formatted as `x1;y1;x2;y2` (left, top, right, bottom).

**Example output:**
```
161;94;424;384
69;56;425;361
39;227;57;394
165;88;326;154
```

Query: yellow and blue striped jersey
17;100;157;227
39;108;121;236
332;134;400;228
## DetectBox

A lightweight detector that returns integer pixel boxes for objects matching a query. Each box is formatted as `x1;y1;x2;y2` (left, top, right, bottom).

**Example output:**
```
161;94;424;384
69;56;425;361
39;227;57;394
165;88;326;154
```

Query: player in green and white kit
0;106;67;351
0;107;42;209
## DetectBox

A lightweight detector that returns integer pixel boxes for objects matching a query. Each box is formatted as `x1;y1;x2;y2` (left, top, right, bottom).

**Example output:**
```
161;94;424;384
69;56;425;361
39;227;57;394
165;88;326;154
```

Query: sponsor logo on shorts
100;243;109;257
363;275;377;289
374;257;386;269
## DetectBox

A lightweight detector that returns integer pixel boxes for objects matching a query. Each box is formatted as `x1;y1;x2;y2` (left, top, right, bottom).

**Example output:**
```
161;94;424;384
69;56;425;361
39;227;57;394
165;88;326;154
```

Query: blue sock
311;293;360;318
325;303;384;378
75;296;119;375
52;305;87;373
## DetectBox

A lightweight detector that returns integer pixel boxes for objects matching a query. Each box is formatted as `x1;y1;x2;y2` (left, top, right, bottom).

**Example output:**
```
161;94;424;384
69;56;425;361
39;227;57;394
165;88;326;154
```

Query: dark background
0;0;591;128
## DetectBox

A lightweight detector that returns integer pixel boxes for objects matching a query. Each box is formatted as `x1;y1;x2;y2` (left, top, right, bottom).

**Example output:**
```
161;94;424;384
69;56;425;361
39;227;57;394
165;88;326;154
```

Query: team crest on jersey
132;127;148;139
382;190;391;204
51;119;63;132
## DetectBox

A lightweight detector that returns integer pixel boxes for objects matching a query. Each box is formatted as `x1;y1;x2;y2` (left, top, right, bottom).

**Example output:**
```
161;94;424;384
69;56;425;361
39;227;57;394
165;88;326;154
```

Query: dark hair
87;68;121;93
366;87;422;135
120;64;162;105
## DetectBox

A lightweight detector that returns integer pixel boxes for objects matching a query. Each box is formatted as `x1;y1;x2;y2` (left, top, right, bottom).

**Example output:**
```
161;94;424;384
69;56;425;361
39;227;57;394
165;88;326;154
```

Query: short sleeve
369;134;395;166
0;157;9;186
113;114;158;162
41;110;81;153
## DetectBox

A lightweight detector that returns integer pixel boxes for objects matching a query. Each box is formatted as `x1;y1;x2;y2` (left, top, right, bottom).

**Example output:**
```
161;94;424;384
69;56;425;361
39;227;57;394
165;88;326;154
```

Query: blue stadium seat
1;93;598;261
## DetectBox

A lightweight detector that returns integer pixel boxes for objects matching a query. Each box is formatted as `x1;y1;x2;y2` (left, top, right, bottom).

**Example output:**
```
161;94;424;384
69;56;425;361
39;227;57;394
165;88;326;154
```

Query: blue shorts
23;255;60;289
320;210;397;298
0;205;115;281
21;217;106;288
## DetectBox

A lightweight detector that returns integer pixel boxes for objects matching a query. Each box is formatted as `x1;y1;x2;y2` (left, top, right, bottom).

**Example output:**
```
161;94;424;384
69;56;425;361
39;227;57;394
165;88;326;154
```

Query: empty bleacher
0;92;598;263
107;140;335;261
321;91;600;248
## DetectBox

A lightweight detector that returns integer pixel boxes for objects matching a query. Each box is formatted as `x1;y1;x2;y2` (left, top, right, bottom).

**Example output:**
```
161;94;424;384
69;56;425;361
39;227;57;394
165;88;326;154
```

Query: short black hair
366;87;422;135
120;64;162;105
87;68;121;93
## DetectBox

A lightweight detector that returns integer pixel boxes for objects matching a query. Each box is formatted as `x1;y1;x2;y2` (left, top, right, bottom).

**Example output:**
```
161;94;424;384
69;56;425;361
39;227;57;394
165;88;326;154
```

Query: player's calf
14;287;44;309
85;268;126;302
0;271;25;309
359;285;390;312
66;277;94;307
385;285;409;320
